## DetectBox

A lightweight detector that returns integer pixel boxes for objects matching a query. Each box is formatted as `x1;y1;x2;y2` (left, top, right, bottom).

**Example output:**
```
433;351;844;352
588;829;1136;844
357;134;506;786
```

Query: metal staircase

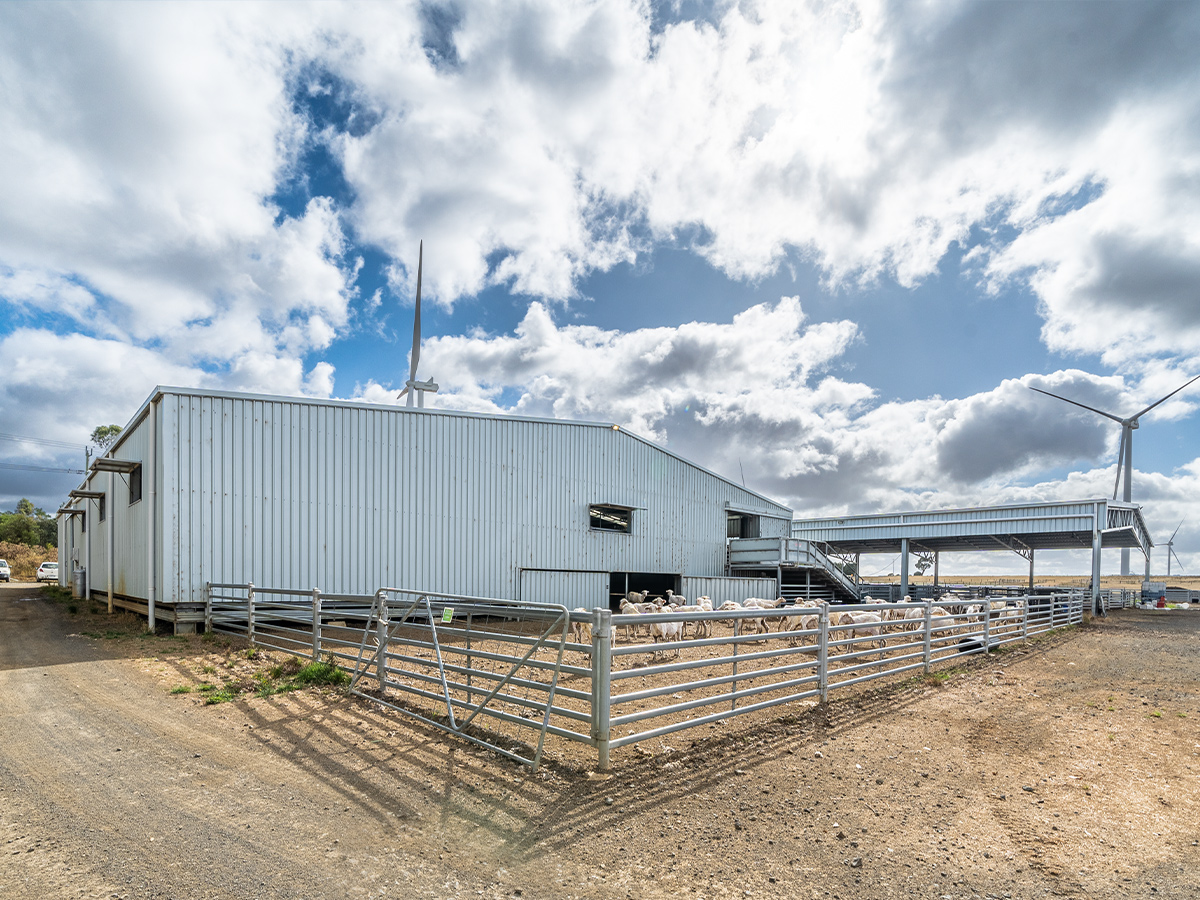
727;537;860;603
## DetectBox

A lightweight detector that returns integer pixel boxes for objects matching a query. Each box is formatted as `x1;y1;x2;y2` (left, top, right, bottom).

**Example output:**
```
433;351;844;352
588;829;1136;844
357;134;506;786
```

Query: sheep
617;596;649;642
650;618;684;659
626;589;650;604
669;601;711;639
840;610;885;663
780;611;820;646
569;608;593;651
664;589;687;606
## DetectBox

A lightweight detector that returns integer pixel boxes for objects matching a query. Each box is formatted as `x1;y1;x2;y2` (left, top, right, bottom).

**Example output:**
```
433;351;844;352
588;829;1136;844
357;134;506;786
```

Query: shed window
727;512;760;539
98;496;106;522
590;504;632;533
129;465;142;504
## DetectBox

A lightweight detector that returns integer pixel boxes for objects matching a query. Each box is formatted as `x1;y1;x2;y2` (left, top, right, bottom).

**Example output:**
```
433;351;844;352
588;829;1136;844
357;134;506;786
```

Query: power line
0;431;85;451
0;462;86;475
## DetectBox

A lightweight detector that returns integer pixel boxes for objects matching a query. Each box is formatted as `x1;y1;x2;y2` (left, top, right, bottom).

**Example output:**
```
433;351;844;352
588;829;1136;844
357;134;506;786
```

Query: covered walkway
791;499;1153;613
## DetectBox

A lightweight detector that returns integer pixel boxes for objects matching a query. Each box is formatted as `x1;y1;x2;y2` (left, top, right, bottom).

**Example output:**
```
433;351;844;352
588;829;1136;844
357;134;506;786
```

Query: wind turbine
1030;373;1200;576
1166;520;1186;577
397;241;439;408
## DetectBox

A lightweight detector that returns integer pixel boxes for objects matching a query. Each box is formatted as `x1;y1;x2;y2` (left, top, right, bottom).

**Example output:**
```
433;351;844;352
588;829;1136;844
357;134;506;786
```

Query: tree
90;424;123;451
0;498;57;548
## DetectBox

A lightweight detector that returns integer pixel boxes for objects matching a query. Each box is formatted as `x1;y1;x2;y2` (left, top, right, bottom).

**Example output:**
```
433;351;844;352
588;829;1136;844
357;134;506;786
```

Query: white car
36;561;58;583
0;559;10;582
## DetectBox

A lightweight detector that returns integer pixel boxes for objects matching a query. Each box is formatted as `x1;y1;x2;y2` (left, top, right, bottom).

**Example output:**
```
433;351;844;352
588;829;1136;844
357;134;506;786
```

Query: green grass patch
1150;710;1163;718
293;658;350;687
170;685;193;695
175;653;349;707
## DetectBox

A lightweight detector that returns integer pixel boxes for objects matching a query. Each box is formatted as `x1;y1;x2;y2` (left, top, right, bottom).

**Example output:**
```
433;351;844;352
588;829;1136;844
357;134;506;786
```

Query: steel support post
592;609;612;771
1091;505;1103;617
147;398;156;633
818;603;830;703
107;471;115;614
246;583;255;644
982;601;991;653
376;592;389;691
899;538;909;601
204;582;212;634
1029;550;1035;593
84;503;91;601
933;552;939;596
923;599;933;674
311;587;321;660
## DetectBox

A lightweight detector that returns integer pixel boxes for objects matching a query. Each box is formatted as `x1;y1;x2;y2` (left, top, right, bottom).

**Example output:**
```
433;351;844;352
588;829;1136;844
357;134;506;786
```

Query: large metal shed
57;386;792;631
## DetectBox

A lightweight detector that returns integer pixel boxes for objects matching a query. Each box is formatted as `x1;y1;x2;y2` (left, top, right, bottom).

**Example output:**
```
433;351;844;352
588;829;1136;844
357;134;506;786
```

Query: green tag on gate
441;607;454;623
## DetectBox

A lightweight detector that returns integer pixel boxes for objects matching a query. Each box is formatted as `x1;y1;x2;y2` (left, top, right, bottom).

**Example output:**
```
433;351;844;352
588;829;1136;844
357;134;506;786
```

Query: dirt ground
2;582;1198;900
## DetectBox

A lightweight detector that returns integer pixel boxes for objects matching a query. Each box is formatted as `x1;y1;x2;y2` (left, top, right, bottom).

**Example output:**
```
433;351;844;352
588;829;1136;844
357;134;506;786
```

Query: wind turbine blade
1112;428;1126;501
1169;518;1185;543
1131;372;1200;420
1170;548;1186;575
1028;386;1124;423
409;240;423;384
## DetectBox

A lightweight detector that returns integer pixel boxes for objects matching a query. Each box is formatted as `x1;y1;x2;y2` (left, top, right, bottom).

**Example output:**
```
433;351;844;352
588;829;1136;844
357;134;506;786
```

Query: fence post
923;599;933;674
247;582;255;645
204;582;212;635
982;600;991;653
466;611;473;698
311;587;321;660
376;590;389;691
818;603;829;704
592;608;612;771
731;618;740;711
1022;596;1029;640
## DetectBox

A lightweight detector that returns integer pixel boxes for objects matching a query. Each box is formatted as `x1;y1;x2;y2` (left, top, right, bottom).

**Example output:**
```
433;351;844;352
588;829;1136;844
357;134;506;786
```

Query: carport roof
791;499;1152;557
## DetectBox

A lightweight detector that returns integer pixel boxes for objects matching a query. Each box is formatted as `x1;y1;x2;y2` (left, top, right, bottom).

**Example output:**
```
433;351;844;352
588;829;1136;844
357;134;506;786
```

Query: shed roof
80;385;792;518
791;499;1152;557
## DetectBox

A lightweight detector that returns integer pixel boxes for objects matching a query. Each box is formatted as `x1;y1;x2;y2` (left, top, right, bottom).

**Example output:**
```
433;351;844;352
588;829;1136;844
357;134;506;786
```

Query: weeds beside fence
206;584;1085;771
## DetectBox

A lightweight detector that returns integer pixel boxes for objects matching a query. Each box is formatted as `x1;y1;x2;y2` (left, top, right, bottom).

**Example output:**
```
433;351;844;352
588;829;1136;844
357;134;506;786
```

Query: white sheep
618;596;648;642
569;608;593;652
650;618;684;658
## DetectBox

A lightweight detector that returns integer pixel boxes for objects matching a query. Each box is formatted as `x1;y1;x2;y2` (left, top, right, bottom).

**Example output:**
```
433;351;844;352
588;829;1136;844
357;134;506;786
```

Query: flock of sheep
570;590;1025;660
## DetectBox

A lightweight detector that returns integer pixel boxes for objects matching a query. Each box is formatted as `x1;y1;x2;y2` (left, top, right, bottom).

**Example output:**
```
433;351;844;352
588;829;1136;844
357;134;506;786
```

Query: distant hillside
0;542;57;582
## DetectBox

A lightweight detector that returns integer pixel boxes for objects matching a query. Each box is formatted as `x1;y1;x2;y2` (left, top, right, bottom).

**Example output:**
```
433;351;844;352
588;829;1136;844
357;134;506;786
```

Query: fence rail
206;584;1086;771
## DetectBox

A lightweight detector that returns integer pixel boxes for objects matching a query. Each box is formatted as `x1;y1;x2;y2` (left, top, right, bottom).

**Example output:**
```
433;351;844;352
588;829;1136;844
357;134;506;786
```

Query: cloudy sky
2;0;1198;576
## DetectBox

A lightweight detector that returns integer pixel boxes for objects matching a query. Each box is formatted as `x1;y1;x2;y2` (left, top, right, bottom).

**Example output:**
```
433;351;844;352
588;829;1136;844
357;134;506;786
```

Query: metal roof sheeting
791;499;1152;556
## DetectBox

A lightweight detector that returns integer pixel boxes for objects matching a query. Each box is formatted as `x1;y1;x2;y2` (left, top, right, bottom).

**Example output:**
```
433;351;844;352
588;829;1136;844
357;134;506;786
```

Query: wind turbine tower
1031;373;1200;576
397;241;439;408
1166;520;1186;577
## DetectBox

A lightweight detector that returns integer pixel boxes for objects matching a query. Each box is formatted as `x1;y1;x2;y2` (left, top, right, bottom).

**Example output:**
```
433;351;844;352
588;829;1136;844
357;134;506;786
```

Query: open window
727;512;760;539
129;465;142;504
99;496;106;522
589;504;633;534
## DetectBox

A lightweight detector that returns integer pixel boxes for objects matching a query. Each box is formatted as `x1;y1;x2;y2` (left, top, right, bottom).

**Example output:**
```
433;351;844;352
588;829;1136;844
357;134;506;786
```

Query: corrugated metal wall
155;390;792;604
518;570;610;608
680;576;779;605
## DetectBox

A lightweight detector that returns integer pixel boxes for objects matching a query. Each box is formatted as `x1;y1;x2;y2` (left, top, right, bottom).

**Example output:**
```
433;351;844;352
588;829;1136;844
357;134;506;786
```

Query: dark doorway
607;572;679;611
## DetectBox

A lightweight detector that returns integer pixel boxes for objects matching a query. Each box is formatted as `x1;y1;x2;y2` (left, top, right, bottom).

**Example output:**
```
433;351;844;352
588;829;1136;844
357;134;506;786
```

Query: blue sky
1;1;1199;576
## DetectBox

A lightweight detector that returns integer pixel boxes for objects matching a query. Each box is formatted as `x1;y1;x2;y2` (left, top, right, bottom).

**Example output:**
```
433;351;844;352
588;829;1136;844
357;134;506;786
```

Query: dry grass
0;541;56;581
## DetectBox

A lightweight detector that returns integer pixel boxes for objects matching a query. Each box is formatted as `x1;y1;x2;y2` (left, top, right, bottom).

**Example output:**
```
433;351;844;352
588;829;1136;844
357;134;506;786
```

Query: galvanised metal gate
345;588;582;771
206;583;590;771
